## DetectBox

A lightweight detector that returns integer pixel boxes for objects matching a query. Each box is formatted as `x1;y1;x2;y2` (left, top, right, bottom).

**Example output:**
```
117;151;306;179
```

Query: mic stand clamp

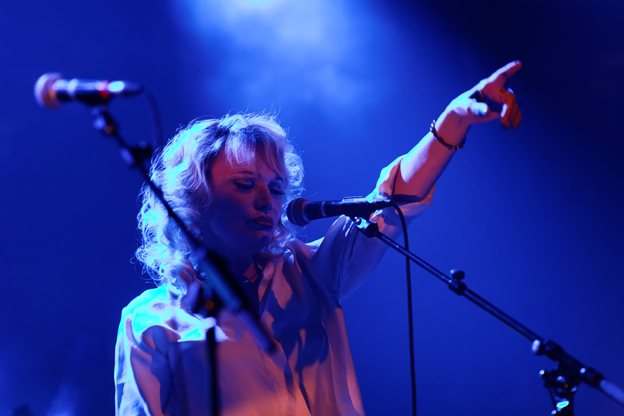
532;338;605;416
92;106;153;169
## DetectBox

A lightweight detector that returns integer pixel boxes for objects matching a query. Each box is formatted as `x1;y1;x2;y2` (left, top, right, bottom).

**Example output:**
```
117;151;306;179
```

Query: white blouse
115;156;434;416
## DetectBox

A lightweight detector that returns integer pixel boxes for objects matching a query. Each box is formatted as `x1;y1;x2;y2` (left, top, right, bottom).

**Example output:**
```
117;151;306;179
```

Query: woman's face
201;152;285;260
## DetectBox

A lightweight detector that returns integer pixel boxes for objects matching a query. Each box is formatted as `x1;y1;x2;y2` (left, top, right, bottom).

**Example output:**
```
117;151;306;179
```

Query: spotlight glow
235;0;281;10
173;0;392;118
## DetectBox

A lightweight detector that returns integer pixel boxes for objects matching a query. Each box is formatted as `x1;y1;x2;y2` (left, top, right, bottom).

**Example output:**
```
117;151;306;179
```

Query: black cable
390;201;416;416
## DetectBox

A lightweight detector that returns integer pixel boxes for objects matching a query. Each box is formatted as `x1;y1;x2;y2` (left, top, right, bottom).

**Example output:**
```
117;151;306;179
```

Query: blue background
1;0;623;414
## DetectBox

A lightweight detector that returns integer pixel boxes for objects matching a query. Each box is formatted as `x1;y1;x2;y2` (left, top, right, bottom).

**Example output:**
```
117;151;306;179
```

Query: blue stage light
237;0;279;9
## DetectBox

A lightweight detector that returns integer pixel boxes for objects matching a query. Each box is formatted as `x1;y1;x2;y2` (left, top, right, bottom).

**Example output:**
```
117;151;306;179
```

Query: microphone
286;197;393;226
34;72;143;108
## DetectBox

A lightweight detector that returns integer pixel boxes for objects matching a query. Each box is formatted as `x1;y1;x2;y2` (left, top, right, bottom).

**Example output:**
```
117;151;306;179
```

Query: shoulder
120;284;210;346
121;285;173;319
119;285;181;339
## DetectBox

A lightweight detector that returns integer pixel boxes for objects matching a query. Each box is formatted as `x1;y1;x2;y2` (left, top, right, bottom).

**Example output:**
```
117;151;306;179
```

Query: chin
244;232;272;251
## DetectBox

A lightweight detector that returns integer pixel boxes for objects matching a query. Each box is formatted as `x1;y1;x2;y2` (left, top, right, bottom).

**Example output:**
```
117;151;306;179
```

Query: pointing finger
489;61;522;86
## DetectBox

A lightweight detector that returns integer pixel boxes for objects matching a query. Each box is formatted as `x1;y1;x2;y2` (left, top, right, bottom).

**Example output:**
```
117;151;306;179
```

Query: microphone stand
90;105;275;416
353;217;624;415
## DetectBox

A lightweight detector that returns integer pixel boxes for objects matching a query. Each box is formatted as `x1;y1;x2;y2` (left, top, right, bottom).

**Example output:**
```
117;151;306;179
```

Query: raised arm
395;61;523;199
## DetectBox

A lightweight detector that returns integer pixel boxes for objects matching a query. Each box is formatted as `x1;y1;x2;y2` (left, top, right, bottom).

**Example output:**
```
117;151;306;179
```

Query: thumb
468;101;490;117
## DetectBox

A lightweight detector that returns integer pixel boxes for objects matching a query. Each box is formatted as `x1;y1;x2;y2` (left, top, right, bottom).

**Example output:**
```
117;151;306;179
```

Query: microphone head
286;198;310;227
34;72;63;109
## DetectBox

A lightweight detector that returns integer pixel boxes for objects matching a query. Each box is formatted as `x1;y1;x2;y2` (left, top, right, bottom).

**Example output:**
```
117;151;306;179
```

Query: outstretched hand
452;61;523;130
396;62;523;199
397;61;524;198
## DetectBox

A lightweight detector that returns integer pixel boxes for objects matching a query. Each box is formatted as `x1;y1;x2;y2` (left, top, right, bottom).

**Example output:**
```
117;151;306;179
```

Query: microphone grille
34;73;63;108
286;198;309;227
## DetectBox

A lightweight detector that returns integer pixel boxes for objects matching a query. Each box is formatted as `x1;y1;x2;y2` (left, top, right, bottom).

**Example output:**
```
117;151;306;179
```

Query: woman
115;62;522;416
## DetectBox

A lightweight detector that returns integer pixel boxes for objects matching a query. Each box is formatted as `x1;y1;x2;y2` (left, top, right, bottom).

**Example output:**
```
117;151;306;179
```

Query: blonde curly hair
136;113;304;289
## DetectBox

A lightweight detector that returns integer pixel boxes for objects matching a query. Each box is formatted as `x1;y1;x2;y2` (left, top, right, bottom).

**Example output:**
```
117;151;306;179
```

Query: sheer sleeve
289;155;434;302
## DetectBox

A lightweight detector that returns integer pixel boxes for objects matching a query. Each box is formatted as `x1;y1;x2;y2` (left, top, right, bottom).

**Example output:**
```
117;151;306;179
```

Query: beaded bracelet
430;120;466;150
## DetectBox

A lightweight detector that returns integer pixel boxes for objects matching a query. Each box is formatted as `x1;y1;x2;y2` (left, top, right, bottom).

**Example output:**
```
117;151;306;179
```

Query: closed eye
234;182;253;190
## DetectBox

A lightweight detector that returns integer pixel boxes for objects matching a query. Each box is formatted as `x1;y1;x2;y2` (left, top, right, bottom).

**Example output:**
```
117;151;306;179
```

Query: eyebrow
235;170;284;182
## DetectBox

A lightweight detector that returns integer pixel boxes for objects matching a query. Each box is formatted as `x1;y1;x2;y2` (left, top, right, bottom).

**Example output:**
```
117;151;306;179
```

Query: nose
255;185;274;214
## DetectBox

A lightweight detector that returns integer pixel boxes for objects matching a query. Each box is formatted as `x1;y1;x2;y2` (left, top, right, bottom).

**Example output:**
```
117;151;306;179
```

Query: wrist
435;108;470;146
431;120;465;150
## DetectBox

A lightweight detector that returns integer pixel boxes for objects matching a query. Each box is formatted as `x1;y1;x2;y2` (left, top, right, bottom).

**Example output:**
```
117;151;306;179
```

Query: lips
249;216;275;230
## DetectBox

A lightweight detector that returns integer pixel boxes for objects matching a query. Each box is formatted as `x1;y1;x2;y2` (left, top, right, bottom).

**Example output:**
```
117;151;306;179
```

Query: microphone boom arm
353;216;624;415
